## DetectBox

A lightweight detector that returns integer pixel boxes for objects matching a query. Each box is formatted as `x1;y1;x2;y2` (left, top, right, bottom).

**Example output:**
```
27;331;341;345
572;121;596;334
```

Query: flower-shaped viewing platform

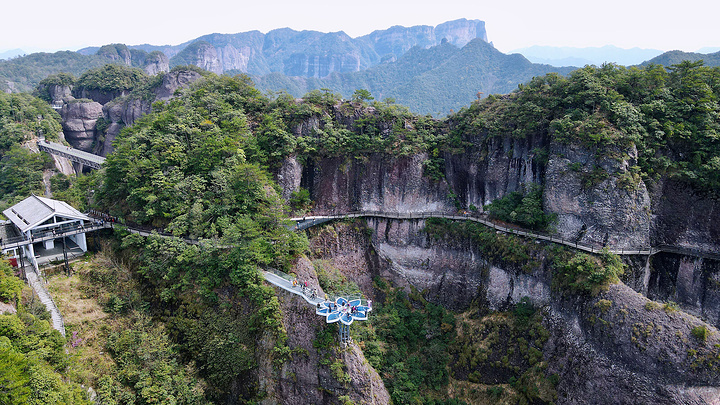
316;297;372;342
260;270;371;343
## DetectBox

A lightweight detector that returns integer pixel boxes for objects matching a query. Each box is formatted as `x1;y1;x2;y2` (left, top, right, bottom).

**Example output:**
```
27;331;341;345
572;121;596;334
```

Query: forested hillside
250;39;574;115
0;92;61;208
641;49;720;67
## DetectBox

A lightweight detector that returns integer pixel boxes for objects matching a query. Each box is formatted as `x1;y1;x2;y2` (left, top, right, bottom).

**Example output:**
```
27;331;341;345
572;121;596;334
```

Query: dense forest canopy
0;92;60;209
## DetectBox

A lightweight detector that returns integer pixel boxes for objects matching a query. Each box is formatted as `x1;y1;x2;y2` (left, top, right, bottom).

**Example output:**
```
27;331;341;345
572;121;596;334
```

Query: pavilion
1;195;91;270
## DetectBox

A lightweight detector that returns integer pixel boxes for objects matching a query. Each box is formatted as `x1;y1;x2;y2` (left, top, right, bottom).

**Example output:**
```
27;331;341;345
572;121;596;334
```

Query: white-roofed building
2;195;91;270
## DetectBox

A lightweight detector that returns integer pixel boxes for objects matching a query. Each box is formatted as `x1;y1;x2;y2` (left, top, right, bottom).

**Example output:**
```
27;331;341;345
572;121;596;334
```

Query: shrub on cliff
552;249;625;295
484;184;556;232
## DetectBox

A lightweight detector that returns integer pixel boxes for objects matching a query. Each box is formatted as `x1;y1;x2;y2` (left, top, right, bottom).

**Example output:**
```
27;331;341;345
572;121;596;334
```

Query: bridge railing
291;210;719;259
37;139;105;169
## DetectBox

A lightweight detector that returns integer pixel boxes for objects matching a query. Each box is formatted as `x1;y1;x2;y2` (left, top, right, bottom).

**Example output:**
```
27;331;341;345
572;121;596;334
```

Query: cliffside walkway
260;269;326;306
289;211;720;261
37;139;105;169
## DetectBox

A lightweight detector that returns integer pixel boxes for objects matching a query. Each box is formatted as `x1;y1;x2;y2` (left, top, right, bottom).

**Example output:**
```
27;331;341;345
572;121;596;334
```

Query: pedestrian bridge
37;139;105;169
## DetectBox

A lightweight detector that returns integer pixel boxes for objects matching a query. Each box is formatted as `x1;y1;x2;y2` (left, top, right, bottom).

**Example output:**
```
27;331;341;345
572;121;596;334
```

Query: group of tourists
292;278;319;299
291;276;372;314
88;210;122;225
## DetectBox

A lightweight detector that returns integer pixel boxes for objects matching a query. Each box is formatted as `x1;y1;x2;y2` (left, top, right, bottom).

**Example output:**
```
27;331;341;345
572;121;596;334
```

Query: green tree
352;88;374;102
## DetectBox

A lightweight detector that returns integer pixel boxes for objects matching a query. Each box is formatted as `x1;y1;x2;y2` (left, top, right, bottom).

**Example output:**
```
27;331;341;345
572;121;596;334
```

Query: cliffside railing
37;139;105;169
0;221;110;250
289;211;720;260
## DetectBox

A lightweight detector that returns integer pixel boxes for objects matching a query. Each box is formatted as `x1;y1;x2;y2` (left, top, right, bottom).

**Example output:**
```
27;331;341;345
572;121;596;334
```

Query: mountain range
250;39;573;115
2;19;720;115
78;19;488;77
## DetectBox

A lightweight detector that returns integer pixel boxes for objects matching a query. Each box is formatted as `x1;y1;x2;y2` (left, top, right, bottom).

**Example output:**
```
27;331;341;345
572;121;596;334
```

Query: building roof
2;195;89;233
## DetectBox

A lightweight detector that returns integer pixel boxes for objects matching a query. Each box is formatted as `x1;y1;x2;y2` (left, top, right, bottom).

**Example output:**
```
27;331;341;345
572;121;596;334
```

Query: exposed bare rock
307;222;381;297
446;133;545;209
48;84;72;103
0;302;16;315
288;153;455;215
50;153;74;175
75;88;131;105
435;19;488;45
651;178;720;250
646;253;720;329
291;256;323;294
215;43;255;72
307;214;720;404
60;100;103;151
278;155;303;201
154;69;203;101
173;41;223;74
544;142;651;249
96;43;132;65
92;69;203;156
143;51;169;75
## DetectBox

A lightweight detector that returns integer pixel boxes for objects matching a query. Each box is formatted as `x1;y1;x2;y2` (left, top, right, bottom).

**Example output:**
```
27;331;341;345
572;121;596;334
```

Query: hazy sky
2;0;717;53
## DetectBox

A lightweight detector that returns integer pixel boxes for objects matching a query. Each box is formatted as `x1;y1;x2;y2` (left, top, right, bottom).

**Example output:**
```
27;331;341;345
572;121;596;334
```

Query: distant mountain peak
511;45;664;67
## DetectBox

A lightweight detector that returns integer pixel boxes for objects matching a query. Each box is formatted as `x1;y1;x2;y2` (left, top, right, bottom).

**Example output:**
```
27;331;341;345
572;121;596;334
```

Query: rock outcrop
47;84;72;104
153;69;203;101
60;100;103;151
172;41;223;74
651;178;720;251
143;51;169;75
65;68;204;158
544;142;652;249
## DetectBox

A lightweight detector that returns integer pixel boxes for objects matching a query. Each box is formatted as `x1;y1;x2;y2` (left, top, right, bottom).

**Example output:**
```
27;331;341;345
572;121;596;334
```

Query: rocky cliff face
171;41;223;74
143;51;169;75
645;253;720;328
280;104;719;254
358;18;488;61
294;153;456;214
434;19;488;47
544;142;652;249
271;104;720;401
60;100;103;151
47;84;72;103
651;179;720;251
95;69;203;155
444;133;546;209
74;88;131;106
254;252;389;405
59;69;203;159
302;216;720;404
261;286;389;405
